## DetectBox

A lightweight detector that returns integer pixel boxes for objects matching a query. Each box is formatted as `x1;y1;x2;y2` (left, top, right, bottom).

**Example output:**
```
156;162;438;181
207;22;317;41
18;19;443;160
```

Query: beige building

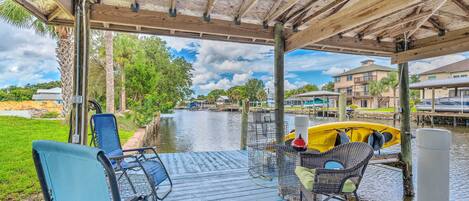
419;59;469;99
333;60;397;109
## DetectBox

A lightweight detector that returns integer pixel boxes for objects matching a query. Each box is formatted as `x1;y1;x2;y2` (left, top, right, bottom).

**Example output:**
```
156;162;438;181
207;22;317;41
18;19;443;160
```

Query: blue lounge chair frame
32;140;144;201
90;113;172;200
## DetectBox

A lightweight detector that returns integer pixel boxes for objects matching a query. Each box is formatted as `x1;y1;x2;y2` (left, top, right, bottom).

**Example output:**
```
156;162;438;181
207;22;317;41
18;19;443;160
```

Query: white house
32;87;63;103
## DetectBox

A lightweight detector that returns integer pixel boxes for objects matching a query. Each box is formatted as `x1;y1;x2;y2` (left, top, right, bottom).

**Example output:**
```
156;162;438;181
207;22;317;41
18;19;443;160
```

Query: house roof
335;62;395;77
32;94;63;101
36;87;62;94
294;90;340;98
410;77;469;89
419;59;469;76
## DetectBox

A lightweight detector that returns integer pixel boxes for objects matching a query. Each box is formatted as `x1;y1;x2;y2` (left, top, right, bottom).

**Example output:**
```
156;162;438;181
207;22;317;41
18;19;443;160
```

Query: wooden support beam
89;4;393;55
407;0;447;38
274;22;285;146
391;27;469;64
435;10;469;22
362;10;432;37
54;0;74;18
235;0;258;24
295;0;347;27
13;0;48;22
169;0;177;17
286;0;420;52
451;0;469;15
203;0;217;21
264;0;299;24
263;0;282;22
284;0;318;24
48;7;63;21
398;61;414;196
428;16;446;33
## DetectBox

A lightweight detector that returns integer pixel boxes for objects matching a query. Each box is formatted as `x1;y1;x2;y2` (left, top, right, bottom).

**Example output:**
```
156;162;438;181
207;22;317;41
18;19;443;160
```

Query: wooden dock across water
155;150;283;201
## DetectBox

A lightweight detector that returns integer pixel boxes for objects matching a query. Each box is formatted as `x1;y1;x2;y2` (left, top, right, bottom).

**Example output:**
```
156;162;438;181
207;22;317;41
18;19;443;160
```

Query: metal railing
354;75;377;83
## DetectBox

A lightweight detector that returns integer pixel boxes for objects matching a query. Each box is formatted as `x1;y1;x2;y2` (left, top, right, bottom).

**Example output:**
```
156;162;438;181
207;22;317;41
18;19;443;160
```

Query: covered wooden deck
127;150;283;201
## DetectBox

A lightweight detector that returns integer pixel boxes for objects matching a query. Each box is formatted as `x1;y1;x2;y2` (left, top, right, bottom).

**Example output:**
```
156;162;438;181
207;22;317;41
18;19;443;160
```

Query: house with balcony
333;60;396;108
419;59;469;99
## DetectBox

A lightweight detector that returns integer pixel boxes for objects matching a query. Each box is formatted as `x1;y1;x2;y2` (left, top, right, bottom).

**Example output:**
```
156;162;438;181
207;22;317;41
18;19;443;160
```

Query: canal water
157;110;469;201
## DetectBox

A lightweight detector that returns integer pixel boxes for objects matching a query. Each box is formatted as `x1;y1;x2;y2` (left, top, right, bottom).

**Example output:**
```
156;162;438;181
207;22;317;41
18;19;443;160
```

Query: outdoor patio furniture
90;113;172;200
32;140;145;201
295;142;374;201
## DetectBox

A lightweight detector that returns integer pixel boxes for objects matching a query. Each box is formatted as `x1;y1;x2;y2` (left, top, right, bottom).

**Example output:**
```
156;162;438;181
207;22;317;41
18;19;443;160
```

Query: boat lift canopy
410;77;469;90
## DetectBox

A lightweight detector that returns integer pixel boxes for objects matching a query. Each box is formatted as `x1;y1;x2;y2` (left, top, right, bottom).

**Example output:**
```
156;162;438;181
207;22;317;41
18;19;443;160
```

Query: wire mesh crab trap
246;111;300;200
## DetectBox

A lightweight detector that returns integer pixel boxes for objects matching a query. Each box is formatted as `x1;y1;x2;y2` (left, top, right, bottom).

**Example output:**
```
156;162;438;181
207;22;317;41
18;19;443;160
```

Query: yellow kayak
284;121;400;152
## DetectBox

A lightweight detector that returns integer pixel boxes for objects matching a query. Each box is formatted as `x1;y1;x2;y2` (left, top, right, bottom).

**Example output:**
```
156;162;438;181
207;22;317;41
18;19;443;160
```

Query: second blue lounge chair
90;113;172;200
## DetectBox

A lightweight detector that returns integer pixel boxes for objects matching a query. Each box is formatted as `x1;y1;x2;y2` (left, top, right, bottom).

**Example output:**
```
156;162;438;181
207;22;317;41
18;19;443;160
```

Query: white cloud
160;36;198;52
410;54;467;75
323;66;350;76
0;21;58;88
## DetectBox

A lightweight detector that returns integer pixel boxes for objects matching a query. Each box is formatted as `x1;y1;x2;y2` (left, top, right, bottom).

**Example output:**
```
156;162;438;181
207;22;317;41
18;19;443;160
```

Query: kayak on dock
284;121;400;152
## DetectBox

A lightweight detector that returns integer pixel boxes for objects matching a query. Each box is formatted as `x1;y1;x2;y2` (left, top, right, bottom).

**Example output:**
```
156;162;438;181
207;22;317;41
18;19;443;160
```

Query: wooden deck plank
134;151;283;201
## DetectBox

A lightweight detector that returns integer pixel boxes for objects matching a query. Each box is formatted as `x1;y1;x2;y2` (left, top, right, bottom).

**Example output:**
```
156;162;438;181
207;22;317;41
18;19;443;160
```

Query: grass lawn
0;116;136;200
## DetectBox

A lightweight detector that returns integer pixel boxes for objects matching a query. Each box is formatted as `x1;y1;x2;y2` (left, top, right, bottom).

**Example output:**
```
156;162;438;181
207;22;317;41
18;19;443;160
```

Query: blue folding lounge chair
32;140;145;201
90;113;172;200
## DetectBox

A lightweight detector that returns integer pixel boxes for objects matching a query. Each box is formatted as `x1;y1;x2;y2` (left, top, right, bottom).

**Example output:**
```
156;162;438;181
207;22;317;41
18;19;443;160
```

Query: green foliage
368;80;385;97
122;36;193;125
244;79;265;101
0;81;61;101
40;111;60;118
285;84;319;98
348;104;359;110
227;86;245;104
207;89;226;102
321;81;334;92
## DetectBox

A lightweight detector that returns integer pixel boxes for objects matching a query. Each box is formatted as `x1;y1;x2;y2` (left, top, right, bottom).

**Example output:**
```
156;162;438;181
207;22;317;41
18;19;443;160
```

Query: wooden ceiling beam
235;0;258;24
391;32;469;64
362;10;432;37
435;10;469;21
284;0;318;24
203;0;217;21
451;0;469;15
169;0;177;16
264;0;300;24
285;0;420;52
295;0;347;27
428;16;446;32
407;0;447;38
48;7;62;21
263;0;282;22
87;4;393;55
54;0;73;18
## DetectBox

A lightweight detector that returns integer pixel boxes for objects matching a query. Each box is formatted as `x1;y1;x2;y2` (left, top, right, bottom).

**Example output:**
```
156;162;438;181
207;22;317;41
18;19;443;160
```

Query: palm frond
0;0;56;37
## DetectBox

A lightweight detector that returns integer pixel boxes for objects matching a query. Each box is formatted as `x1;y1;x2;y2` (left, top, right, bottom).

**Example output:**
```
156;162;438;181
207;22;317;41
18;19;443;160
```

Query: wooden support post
274;23;286;196
274;23;285;145
240;99;249;150
338;92;346;121
69;0;90;145
398;62;415;196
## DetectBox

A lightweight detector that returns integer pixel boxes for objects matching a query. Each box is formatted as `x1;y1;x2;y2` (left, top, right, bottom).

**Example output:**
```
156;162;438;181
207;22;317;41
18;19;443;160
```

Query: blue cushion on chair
140;160;168;185
324;161;344;170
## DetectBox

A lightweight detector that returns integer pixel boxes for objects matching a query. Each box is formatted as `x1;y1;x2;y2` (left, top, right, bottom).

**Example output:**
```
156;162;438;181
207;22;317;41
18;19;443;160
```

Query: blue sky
1;20;469;95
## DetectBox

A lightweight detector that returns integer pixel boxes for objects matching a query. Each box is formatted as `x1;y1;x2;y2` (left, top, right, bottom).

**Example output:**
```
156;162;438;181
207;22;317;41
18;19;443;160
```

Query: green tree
244;79;265;101
207;89;226;103
114;34;139;112
381;71;399;110
321;81;335;91
369;80;385;108
0;0;74;116
285;84;318;98
227;86;246;103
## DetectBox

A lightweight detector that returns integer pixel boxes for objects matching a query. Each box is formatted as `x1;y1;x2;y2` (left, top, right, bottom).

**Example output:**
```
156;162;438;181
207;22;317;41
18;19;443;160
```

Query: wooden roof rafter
235;0;258;24
451;0;469;15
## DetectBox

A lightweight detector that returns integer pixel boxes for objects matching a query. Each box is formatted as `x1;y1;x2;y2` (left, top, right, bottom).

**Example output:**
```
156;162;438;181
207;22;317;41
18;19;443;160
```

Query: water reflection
157;110;469;200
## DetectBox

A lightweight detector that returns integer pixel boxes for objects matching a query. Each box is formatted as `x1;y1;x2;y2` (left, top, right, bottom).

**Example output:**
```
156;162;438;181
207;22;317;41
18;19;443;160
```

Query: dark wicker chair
297;142;374;201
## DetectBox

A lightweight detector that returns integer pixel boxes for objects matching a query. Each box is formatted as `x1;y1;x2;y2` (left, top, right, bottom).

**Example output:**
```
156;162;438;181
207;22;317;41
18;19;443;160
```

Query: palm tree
369;80;385;109
0;0;74;117
104;31;115;113
381;71;399;111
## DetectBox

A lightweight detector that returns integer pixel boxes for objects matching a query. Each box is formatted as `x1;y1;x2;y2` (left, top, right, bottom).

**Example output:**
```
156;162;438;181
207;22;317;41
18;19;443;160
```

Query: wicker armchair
297;142;374;201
